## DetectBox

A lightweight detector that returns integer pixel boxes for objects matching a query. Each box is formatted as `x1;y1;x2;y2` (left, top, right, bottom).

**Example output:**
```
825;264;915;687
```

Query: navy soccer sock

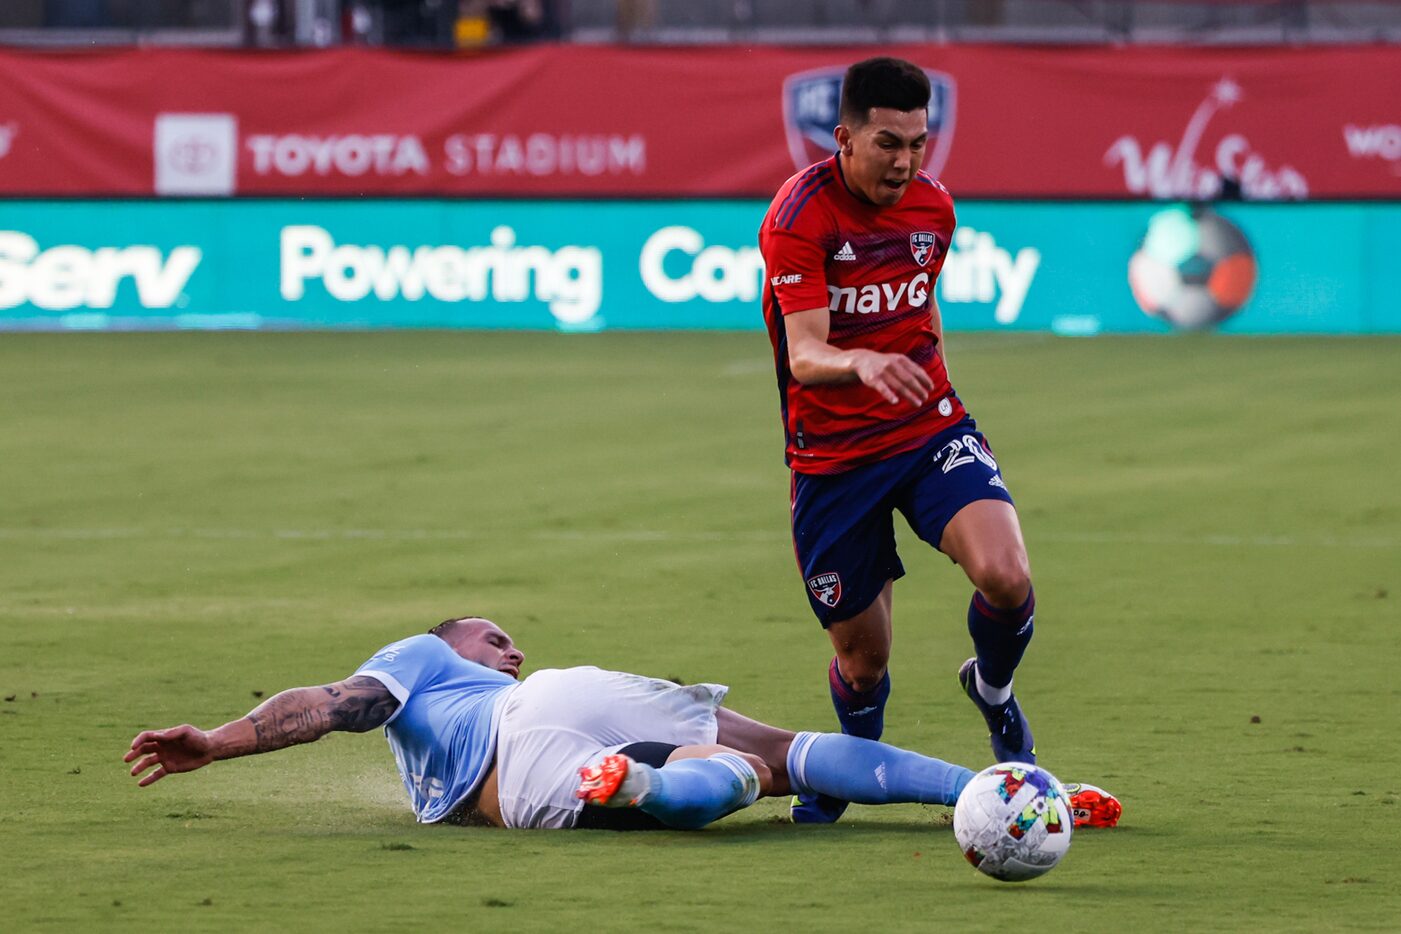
786;732;973;806
966;587;1035;689
828;658;890;741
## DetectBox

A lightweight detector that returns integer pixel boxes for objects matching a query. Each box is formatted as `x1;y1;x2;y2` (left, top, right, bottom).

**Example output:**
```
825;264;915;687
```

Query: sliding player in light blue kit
125;615;1120;831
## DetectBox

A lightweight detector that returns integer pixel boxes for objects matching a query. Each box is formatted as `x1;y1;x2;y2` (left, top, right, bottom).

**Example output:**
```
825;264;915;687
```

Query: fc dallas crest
807;572;842;608
910;231;939;265
781;67;957;175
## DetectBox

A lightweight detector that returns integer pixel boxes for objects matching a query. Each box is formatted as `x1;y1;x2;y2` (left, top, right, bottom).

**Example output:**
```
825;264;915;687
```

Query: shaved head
429;616;525;679
428;615;489;638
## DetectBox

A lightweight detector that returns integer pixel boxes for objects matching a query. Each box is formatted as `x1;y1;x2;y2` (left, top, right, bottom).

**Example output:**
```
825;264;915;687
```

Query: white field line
0;527;1395;550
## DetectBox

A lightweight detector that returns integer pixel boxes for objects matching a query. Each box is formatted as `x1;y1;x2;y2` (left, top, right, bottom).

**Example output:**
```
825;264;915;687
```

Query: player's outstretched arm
124;675;399;787
783;306;932;406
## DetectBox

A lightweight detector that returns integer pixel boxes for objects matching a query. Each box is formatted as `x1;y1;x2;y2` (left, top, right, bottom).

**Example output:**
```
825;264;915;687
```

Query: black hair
839;57;931;125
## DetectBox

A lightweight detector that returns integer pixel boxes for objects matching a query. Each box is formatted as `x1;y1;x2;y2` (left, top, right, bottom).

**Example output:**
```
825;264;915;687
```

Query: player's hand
124;725;216;787
852;350;934;406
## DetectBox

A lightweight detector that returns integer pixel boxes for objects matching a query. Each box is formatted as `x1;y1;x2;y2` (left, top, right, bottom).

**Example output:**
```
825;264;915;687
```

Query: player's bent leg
825;580;894;694
792;457;906;824
664;744;773;794
576;745;766;831
714;707;796;795
824;584;895;741
940;500;1038;763
939;499;1031;609
786;731;973;807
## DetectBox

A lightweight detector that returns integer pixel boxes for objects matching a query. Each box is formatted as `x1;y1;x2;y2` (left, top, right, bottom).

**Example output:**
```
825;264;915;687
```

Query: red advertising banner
0;45;1396;198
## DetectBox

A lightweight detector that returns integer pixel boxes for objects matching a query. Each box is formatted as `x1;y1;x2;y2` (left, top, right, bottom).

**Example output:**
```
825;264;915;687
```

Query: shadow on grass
549;818;1155;862
564;820;955;844
952;879;1177;898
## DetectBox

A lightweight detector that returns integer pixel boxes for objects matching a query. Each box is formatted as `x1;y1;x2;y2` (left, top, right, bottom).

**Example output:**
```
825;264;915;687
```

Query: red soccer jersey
759;154;965;475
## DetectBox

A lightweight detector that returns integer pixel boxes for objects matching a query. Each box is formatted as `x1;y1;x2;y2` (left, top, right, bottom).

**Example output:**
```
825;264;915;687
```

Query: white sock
975;669;1012;706
605;759;655;808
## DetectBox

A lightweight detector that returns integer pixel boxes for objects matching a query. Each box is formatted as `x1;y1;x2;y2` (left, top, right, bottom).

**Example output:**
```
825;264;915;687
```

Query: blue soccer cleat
790;792;848;824
958;657;1036;764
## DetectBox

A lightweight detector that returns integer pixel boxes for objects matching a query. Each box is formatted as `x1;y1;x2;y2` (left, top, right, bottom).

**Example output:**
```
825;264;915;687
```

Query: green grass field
2;331;1398;932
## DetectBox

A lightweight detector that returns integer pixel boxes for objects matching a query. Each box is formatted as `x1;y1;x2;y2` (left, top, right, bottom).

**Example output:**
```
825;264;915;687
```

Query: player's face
836;107;928;206
447;618;525;679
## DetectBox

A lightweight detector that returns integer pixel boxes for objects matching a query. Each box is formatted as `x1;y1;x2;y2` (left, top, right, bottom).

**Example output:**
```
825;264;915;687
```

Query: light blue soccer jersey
356;634;519;823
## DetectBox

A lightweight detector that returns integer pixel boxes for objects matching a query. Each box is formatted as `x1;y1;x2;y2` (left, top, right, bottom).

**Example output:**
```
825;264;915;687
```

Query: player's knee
738;753;774;795
833;649;889;692
971;556;1032;608
845;668;888;692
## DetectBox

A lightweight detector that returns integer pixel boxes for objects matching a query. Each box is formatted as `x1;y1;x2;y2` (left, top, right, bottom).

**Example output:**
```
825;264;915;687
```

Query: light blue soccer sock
632;753;762;831
786;731;973;806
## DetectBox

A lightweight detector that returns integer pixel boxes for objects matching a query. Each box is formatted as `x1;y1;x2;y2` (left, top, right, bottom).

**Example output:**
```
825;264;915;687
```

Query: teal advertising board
1;200;1397;333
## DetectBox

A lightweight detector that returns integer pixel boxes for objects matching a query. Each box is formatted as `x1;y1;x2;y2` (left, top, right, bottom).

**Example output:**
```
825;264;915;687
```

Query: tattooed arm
124;676;399;787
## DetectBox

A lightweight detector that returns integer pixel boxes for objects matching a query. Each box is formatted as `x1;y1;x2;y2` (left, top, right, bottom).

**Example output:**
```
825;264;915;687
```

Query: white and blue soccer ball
953;762;1074;882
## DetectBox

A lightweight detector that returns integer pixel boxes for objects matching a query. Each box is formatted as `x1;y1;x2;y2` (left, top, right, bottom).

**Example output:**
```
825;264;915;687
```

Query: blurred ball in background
1129;205;1258;330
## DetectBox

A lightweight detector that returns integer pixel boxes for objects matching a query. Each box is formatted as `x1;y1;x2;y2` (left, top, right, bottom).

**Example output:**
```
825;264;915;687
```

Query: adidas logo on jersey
833;242;856;261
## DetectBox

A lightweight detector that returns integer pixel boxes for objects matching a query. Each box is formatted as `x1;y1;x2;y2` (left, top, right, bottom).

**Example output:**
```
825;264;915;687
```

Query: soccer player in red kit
760;58;1040;823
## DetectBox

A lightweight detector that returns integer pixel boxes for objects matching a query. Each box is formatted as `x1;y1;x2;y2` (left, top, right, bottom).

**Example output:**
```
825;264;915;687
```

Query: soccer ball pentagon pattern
1128;206;1258;330
953;762;1074;882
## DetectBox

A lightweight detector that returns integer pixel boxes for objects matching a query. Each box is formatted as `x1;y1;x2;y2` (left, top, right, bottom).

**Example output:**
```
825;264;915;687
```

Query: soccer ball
953;762;1073;882
1127;205;1257;330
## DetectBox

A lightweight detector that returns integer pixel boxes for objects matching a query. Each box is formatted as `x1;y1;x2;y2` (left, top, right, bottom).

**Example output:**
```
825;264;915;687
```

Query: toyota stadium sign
0;46;1396;199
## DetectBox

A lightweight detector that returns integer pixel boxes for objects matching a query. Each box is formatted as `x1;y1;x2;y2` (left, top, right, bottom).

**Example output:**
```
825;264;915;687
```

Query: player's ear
834;124;852;156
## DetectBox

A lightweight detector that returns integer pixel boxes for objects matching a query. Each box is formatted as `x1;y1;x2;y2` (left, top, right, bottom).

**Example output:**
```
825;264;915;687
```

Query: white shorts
494;666;728;829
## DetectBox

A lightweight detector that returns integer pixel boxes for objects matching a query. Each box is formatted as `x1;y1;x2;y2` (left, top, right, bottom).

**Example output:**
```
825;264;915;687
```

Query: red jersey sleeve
763;225;830;315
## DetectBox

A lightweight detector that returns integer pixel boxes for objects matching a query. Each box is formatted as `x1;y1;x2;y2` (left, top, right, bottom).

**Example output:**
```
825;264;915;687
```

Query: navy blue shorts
790;417;1015;627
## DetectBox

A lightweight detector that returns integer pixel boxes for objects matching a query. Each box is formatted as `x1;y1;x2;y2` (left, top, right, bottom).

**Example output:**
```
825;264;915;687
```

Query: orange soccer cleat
1063;782;1122;828
576;754;635;807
